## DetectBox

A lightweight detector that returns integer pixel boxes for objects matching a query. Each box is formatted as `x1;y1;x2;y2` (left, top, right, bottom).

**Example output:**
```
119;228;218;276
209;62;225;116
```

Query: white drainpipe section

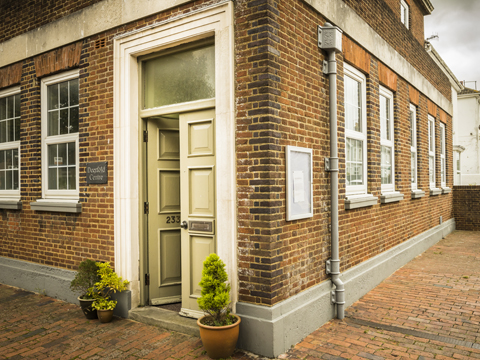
318;23;345;319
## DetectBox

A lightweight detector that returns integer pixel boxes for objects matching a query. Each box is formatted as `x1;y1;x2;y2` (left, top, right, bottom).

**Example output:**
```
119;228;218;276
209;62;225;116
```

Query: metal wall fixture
318;22;345;319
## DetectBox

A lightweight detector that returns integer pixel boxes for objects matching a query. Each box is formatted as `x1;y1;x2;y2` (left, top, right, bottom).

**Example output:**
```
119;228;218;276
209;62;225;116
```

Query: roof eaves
419;0;434;15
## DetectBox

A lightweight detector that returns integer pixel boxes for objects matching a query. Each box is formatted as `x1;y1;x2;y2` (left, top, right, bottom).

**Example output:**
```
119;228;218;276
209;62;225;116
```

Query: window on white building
428;115;436;189
380;87;394;192
410;104;417;190
401;0;409;29
345;64;367;195
0;87;21;199
41;70;80;200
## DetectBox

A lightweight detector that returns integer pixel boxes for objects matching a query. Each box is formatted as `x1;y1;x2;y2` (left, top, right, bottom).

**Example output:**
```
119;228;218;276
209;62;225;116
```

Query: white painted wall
457;94;480;184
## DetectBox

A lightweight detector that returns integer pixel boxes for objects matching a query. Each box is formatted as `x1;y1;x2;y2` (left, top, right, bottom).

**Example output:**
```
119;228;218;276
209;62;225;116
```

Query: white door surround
113;2;235;309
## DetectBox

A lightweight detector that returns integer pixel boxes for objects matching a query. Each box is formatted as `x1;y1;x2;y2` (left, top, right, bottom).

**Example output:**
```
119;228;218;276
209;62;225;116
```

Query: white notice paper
293;171;305;203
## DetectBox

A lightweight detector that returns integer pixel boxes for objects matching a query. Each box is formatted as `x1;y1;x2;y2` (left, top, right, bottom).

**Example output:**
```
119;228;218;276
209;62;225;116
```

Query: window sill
411;189;425;199
442;187;452;194
430;188;442;196
380;192;404;204
30;200;82;213
0;200;22;210
345;194;378;210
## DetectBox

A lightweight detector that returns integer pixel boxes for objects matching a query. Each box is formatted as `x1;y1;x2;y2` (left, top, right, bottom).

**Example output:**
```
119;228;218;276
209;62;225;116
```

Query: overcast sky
424;0;480;90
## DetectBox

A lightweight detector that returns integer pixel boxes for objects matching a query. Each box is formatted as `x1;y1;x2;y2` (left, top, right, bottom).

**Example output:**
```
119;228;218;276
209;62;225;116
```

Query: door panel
159;230;182;286
147;117;181;305
190;235;215;297
189;167;215;216
159;170;180;212
188;120;214;156
180;109;216;317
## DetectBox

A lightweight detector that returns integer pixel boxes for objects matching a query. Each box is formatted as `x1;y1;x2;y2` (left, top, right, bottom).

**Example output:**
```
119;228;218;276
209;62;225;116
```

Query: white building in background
457;88;480;184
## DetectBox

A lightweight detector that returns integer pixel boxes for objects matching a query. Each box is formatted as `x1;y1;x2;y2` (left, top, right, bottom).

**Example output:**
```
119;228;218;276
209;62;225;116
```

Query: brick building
0;0;455;356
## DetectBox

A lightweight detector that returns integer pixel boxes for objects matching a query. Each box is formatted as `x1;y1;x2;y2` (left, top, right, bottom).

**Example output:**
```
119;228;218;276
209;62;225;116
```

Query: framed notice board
286;146;313;221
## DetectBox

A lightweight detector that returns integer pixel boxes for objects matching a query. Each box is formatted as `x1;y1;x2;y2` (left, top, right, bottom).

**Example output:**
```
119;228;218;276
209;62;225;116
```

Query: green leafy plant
92;297;117;311
70;259;100;299
92;262;129;310
197;254;236;326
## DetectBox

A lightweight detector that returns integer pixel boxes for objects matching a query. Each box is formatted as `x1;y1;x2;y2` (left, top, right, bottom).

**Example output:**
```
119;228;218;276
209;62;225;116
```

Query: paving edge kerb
235;218;455;358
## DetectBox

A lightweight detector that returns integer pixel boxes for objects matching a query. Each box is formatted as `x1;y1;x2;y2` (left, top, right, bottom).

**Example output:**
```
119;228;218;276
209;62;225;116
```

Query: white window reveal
0;86;21;209
409;104;424;199
401;0;409;29
380;87;394;192
379;87;403;204
410;104;417;190
440;123;446;187
31;70;81;213
344;64;377;209
428;115;440;195
439;122;450;194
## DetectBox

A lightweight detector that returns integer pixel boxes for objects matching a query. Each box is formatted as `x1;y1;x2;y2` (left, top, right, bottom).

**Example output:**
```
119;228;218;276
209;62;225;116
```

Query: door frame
113;2;236;309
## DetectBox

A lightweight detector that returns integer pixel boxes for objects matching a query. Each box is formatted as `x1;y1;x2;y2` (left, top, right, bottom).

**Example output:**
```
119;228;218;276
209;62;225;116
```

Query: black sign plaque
86;162;108;184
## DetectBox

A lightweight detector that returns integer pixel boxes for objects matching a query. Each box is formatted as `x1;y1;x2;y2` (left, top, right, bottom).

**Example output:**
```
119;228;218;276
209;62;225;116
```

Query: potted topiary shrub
92;262;129;323
197;253;240;359
70;259;100;319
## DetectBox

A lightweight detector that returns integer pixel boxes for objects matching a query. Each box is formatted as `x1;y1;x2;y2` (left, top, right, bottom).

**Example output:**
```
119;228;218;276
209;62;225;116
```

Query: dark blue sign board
86;162;108;184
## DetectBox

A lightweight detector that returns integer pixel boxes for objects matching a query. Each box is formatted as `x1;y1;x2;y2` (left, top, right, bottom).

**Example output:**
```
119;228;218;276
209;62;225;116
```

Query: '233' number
166;216;180;224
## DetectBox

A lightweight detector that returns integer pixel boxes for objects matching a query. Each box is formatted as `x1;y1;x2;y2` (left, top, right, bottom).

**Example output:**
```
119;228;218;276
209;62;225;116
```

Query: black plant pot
78;297;98;319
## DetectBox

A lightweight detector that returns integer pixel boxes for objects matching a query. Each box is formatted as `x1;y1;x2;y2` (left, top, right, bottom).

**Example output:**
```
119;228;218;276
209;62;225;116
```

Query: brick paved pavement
0;285;252;360
287;230;480;360
1;230;479;359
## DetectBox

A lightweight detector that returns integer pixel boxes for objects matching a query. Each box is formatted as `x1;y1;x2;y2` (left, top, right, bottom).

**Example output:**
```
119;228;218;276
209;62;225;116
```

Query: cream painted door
180;109;216;317
147;117;182;305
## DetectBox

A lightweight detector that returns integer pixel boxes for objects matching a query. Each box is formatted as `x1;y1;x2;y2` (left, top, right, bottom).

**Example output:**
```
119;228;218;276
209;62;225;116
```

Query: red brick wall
453;186;480;231
341;0;449;100
0;0;453;308
383;0;426;44
0;0;221;270
0;0;105;43
235;0;452;306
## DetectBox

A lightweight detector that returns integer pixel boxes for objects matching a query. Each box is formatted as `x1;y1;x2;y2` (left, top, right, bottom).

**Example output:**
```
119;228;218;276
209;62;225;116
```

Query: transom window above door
143;43;215;109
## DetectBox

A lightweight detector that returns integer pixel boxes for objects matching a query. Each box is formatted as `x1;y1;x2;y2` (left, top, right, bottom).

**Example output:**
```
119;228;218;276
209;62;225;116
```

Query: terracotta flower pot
197;315;241;359
97;309;114;323
78;297;98;319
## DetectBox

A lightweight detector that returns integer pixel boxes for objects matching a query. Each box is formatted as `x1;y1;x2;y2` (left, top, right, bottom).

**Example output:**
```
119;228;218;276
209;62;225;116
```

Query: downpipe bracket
331;289;346;305
325;157;339;172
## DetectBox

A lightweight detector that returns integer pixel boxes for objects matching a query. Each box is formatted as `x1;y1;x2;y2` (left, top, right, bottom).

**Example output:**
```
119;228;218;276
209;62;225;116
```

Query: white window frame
0;86;21;200
41;70;80;200
380;86;394;193
440;122;446;188
428;115;436;189
401;0;409;29
344;64;367;196
410;104;417;190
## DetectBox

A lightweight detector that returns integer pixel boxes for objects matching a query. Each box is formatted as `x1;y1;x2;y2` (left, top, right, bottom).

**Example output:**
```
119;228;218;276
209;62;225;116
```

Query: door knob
180;221;188;229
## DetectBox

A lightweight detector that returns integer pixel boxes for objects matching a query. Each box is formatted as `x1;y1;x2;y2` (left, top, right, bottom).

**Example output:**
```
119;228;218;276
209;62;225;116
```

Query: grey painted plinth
0;256;78;304
129;307;200;337
0;256;132;319
236;219;455;358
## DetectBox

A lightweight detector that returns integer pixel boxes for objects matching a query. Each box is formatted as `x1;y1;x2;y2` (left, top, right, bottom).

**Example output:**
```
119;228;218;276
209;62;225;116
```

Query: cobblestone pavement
1;230;479;359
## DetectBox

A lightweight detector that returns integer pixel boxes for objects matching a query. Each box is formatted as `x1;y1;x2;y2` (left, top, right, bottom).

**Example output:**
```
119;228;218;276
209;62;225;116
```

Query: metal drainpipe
326;49;345;319
318;22;345;319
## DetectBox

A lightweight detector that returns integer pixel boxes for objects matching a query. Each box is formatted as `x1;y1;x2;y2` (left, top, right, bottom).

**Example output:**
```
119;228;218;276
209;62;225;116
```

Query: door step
128;306;200;337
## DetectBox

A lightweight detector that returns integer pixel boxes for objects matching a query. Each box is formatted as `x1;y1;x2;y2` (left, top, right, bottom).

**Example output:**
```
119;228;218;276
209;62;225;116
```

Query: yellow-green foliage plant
92;262;129;311
197;254;237;326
